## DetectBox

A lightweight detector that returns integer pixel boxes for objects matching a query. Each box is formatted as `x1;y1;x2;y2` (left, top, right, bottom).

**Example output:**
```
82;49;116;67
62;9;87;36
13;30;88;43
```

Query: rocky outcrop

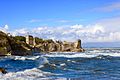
0;31;12;56
10;41;33;56
35;40;85;52
0;67;7;74
0;31;84;56
0;31;33;56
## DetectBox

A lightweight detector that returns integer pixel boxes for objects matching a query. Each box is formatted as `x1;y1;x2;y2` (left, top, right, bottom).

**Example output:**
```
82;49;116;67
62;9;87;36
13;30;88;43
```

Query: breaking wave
0;48;120;80
44;49;120;58
0;68;56;80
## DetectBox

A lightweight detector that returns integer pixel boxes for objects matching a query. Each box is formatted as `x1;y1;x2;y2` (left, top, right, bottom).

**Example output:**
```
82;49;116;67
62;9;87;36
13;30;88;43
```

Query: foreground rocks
0;67;7;74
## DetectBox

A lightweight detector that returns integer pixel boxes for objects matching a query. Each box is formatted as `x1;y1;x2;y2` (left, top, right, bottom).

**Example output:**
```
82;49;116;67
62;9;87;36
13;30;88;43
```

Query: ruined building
26;35;36;46
25;35;84;52
74;39;81;49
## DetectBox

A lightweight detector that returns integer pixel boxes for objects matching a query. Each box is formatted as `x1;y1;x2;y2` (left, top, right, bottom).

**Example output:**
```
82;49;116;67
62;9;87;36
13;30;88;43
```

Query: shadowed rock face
0;67;7;74
35;40;84;52
0;31;33;56
0;31;11;55
0;31;84;56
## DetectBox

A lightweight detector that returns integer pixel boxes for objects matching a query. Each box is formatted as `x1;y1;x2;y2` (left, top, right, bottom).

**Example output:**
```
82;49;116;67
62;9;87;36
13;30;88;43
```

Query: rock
25;34;84;53
35;39;85;52
0;31;33;56
0;68;7;74
48;43;57;52
10;41;33;56
0;31;12;56
0;31;84;54
72;48;85;52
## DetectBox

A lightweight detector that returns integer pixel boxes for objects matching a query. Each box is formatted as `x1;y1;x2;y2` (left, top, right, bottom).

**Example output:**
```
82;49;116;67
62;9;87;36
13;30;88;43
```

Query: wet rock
0;68;7;74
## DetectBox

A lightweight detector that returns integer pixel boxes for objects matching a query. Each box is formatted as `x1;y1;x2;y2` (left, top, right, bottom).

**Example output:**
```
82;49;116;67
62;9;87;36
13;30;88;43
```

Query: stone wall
26;35;34;46
35;40;84;52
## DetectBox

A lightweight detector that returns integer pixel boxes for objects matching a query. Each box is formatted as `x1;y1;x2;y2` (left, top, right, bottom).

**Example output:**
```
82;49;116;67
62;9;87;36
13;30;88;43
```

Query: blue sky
0;0;120;43
0;0;119;27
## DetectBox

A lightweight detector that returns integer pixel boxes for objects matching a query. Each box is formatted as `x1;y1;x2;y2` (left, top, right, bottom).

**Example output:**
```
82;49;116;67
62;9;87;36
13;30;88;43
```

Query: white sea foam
0;68;54;80
13;56;40;60
96;53;120;57
60;63;66;66
44;49;120;58
44;53;98;58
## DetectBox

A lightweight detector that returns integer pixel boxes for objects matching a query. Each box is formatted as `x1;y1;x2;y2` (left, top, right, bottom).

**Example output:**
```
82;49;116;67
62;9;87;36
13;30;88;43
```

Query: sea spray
0;48;120;80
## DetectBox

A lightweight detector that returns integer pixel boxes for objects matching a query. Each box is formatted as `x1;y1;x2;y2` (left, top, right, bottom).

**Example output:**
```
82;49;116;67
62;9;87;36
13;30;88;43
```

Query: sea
0;48;120;80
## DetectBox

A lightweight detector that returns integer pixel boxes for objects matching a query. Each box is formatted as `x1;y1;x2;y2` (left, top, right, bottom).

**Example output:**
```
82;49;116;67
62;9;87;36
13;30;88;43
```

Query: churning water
0;48;120;80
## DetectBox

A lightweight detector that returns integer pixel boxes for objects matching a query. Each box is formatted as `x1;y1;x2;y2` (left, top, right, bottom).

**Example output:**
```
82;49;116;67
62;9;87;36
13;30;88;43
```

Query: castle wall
25;37;84;52
26;35;34;45
74;39;81;49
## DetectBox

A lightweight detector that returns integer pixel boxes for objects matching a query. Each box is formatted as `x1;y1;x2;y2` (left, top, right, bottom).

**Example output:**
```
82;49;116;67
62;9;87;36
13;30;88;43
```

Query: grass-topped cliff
0;31;33;56
0;31;84;56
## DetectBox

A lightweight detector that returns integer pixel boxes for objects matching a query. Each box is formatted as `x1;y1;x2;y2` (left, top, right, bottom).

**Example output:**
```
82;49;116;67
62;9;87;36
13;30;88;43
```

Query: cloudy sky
0;0;120;43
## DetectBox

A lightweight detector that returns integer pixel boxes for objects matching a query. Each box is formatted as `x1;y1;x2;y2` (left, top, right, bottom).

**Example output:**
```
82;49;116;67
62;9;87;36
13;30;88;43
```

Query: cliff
0;31;33;56
35;39;85;52
0;31;84;56
0;31;11;56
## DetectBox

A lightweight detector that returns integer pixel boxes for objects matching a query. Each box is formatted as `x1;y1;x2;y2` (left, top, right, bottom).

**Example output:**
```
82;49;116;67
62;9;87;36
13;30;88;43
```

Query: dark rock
0;31;33;56
0;67;7;74
35;39;84;52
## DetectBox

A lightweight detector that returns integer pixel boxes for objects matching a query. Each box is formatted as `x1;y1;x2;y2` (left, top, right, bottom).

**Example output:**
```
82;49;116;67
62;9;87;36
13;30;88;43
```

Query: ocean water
0;48;120;80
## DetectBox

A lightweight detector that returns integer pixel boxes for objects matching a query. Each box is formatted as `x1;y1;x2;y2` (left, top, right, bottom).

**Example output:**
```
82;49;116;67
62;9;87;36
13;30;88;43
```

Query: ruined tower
26;35;34;45
74;39;81;49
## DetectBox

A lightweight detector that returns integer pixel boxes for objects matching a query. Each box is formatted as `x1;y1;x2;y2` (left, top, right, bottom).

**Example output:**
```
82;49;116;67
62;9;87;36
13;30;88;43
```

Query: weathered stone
25;35;84;53
35;39;84;52
48;43;57;52
0;31;84;55
0;31;12;56
0;31;33;56
0;67;7;74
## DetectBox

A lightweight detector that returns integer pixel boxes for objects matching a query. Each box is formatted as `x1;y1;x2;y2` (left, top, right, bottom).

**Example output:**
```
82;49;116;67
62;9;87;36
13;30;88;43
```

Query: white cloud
56;20;70;23
6;24;112;42
71;24;83;29
5;23;118;42
4;25;9;30
93;2;120;12
1;16;120;43
11;28;28;36
0;25;9;33
96;17;120;32
28;19;71;23
28;19;41;23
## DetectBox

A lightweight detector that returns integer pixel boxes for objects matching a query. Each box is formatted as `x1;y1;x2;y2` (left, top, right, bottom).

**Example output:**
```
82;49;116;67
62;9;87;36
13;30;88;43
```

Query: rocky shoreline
0;31;84;56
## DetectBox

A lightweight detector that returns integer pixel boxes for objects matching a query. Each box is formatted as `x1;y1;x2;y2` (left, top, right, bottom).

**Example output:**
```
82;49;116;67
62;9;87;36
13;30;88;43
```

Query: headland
0;31;84;56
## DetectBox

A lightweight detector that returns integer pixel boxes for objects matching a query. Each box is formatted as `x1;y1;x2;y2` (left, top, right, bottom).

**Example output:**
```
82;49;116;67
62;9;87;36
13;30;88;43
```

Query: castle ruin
25;35;84;52
26;35;36;46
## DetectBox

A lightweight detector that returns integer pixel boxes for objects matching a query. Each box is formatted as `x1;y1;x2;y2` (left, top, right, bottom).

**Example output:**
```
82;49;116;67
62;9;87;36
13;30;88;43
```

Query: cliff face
0;31;33;56
0;32;11;55
35;40;84;52
0;31;84;56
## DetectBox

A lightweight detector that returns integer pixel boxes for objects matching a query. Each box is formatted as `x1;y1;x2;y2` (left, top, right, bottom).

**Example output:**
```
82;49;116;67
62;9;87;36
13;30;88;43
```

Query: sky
0;0;120;43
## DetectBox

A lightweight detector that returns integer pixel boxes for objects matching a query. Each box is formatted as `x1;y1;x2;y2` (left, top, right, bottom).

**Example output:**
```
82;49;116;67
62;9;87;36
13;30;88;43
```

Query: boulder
0;67;7;74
